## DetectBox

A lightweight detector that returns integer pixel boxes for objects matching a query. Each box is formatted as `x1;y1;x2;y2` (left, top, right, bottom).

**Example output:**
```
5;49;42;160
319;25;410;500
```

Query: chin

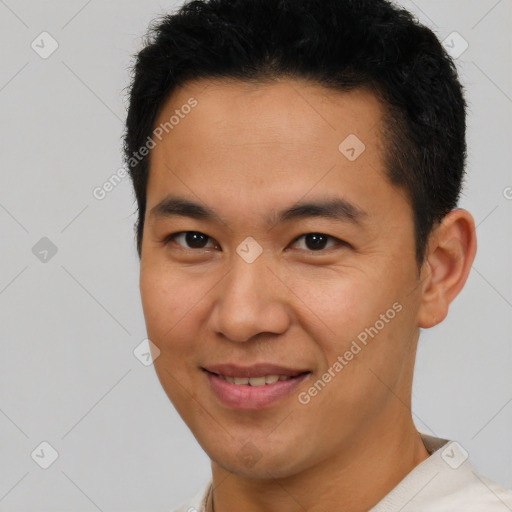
203;435;312;480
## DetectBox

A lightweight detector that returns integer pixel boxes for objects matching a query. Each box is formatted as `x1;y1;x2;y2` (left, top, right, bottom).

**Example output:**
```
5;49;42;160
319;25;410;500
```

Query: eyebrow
149;195;368;227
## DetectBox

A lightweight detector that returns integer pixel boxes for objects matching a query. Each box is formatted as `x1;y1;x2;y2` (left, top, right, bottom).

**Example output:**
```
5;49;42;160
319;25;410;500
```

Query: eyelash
162;231;347;253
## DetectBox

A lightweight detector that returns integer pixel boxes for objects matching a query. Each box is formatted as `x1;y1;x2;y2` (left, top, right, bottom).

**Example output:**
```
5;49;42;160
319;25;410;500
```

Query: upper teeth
219;374;293;386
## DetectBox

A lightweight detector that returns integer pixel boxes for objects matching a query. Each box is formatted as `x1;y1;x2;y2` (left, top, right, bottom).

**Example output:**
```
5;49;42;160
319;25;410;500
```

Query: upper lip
202;363;310;378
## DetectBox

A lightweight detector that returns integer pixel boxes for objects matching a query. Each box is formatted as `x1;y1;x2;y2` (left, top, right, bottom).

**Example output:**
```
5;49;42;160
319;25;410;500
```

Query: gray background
0;0;511;510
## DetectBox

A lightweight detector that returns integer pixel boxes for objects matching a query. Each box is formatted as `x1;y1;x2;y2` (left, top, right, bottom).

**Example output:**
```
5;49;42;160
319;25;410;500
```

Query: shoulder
372;435;512;511
458;472;512;509
421;469;512;511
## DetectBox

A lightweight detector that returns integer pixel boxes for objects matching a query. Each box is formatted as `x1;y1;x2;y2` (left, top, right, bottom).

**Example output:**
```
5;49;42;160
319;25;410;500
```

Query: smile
202;367;310;410
214;374;294;385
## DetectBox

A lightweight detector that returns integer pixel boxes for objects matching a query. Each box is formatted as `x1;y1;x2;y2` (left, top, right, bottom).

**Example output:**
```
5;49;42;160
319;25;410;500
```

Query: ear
417;208;477;328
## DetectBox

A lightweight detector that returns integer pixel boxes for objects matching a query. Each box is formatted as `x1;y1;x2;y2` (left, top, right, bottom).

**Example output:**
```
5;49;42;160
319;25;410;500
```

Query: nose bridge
211;249;290;342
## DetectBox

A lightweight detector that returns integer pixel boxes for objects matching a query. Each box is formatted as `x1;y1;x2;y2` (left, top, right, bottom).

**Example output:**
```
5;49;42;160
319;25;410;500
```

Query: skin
139;77;477;512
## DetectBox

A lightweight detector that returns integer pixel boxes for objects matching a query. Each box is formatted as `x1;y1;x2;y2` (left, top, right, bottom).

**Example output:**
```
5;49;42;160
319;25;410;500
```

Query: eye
289;233;345;252
163;231;346;253
164;231;219;250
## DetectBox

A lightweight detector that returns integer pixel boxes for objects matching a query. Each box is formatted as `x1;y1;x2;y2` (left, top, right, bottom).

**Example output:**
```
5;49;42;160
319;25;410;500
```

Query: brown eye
290;233;343;252
165;231;219;250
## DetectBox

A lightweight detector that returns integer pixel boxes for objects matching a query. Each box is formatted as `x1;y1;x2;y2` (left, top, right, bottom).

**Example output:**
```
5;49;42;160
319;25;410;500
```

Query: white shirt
171;433;512;511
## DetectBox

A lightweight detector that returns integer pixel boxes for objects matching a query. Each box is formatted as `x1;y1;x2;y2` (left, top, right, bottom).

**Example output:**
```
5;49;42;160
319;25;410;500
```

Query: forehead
146;77;406;232
153;77;384;154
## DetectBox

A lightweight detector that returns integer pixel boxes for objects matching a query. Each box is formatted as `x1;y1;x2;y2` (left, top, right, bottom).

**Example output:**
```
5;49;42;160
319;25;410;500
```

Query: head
124;0;476;479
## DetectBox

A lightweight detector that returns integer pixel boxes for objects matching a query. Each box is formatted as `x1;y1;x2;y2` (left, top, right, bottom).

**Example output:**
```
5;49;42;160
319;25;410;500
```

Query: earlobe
417;209;477;329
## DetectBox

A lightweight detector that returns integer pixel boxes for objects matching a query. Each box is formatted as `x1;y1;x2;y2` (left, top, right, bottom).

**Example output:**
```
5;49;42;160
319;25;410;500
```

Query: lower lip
203;370;310;410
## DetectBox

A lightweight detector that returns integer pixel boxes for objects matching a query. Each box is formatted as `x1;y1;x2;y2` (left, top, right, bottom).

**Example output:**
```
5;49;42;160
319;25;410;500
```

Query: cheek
304;268;412;372
300;306;412;440
140;263;195;347
139;261;220;377
296;274;382;342
140;266;173;340
140;265;204;409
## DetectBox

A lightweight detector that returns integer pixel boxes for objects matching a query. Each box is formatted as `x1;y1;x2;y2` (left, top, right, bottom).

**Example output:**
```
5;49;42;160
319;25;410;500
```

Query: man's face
139;78;425;478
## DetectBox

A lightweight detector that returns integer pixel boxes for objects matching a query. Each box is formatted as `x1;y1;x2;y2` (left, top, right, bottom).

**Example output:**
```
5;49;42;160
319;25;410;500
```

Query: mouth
201;365;311;410
203;369;308;385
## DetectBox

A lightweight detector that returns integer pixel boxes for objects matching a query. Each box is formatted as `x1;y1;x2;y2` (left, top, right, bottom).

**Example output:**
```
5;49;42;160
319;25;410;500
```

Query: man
123;0;512;510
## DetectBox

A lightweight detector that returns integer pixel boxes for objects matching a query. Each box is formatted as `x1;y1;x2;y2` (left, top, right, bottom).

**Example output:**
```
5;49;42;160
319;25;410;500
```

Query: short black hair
124;0;467;270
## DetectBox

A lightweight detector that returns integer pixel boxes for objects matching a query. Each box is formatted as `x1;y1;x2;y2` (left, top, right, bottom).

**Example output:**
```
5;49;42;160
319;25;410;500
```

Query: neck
207;418;430;512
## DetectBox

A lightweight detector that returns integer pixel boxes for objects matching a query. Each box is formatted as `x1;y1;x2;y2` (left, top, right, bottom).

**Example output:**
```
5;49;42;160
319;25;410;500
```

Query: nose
210;256;291;343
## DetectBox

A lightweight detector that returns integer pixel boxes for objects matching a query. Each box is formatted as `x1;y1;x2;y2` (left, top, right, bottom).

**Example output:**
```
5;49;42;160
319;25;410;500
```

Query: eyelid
163;231;219;250
290;233;344;250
